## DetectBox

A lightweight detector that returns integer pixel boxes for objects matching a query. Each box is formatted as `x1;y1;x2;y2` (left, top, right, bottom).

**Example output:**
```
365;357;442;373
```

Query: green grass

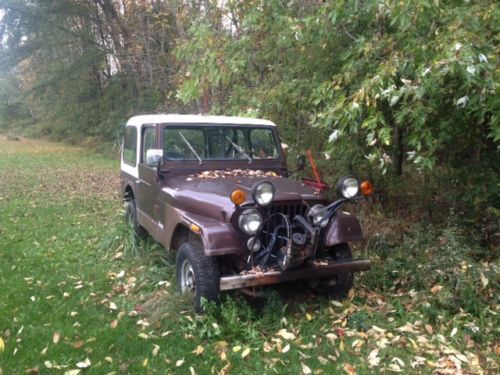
0;136;498;374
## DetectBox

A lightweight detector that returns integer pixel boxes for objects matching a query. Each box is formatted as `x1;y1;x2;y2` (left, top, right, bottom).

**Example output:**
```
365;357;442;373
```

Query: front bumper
219;259;371;291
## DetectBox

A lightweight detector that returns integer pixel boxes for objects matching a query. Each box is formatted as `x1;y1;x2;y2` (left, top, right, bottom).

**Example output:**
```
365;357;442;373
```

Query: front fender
323;211;363;247
164;207;245;256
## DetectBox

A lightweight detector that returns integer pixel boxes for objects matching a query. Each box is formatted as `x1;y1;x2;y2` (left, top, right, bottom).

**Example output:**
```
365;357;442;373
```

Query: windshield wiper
179;132;203;165
225;136;252;163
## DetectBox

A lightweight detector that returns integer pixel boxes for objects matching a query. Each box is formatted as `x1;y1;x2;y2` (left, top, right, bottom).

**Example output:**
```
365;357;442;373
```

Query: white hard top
126;114;276;127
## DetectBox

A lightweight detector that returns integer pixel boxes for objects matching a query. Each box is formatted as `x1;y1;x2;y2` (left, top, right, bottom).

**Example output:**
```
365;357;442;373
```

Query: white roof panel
126;114;276;127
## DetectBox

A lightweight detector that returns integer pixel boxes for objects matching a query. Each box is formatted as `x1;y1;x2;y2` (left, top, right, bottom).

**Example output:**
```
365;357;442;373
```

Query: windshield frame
162;123;283;164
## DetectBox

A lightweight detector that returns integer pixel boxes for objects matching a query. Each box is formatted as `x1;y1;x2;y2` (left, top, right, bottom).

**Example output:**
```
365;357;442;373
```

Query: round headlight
253;181;275;206
308;204;329;228
238;209;263;234
338;177;359;199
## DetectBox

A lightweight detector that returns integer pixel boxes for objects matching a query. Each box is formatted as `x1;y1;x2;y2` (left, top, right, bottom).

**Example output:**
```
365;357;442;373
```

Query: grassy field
0;136;497;374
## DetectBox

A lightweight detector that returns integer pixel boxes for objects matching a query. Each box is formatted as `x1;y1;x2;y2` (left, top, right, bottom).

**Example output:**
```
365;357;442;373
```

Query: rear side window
123;127;137;166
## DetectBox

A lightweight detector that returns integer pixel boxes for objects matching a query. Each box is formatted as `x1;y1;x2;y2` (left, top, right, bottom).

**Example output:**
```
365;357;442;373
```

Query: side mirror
296;154;306;171
146;149;163;166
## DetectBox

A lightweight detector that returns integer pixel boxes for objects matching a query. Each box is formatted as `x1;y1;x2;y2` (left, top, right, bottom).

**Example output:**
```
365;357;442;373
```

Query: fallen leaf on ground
301;362;312;374
76;358;91;369
176;359;185;367
277;329;296;340
431;285;443;294
53;332;61;344
0;337;4;353
241;347;251;358
63;370;80;375
192;345;204;356
343;363;356;375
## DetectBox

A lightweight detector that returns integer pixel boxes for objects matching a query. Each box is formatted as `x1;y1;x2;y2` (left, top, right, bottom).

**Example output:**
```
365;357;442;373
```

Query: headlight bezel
238;208;263;235
252;181;275;206
337;176;360;199
307;203;329;228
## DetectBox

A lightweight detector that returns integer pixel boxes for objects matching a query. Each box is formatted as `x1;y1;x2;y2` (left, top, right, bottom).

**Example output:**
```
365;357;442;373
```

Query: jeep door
137;125;160;222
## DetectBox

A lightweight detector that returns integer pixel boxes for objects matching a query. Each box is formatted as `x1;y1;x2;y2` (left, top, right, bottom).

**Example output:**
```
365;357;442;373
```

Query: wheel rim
180;259;196;294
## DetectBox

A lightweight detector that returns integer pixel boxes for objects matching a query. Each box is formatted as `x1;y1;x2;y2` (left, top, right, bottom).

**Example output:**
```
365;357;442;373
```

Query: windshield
163;126;280;161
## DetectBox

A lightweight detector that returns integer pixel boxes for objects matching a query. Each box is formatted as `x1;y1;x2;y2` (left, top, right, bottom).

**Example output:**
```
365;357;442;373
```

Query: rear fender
323;211;363;247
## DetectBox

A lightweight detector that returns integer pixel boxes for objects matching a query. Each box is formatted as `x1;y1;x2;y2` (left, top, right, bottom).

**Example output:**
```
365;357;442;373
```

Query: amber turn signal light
230;189;246;205
360;180;374;196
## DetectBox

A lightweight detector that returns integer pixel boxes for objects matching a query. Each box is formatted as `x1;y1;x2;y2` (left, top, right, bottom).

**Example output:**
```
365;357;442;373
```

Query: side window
141;127;156;164
123;126;137;166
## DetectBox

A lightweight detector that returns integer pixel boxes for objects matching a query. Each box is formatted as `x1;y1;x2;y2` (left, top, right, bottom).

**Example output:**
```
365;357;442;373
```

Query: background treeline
0;0;498;244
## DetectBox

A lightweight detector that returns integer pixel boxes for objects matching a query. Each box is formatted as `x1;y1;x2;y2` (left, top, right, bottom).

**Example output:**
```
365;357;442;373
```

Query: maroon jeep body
120;115;371;311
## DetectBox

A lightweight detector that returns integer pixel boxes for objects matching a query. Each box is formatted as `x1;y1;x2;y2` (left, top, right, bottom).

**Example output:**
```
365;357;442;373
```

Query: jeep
120;114;372;312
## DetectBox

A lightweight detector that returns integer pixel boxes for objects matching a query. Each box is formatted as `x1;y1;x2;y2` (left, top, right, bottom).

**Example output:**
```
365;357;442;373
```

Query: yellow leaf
152;344;160;357
282;344;290;353
232;345;241;353
220;351;227;361
192;345;204;356
339;340;345;351
306;313;312;321
176;359;185;367
142;358;148;367
241;347;251;358
0;337;5;353
104;357;112;363
138;333;149;340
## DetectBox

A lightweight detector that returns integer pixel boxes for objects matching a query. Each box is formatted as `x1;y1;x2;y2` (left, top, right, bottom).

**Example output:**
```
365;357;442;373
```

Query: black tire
176;238;220;313
125;199;147;239
316;243;354;300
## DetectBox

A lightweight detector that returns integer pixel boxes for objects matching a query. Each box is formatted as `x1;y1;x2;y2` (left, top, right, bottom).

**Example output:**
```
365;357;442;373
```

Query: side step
219;259;371;291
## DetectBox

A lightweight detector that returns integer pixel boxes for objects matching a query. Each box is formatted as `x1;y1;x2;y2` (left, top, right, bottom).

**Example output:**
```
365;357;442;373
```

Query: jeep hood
162;172;324;221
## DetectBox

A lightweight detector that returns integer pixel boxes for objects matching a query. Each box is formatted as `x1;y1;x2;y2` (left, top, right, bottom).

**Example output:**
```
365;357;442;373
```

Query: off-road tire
125;199;147;239
316;243;354;300
176;238;220;313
